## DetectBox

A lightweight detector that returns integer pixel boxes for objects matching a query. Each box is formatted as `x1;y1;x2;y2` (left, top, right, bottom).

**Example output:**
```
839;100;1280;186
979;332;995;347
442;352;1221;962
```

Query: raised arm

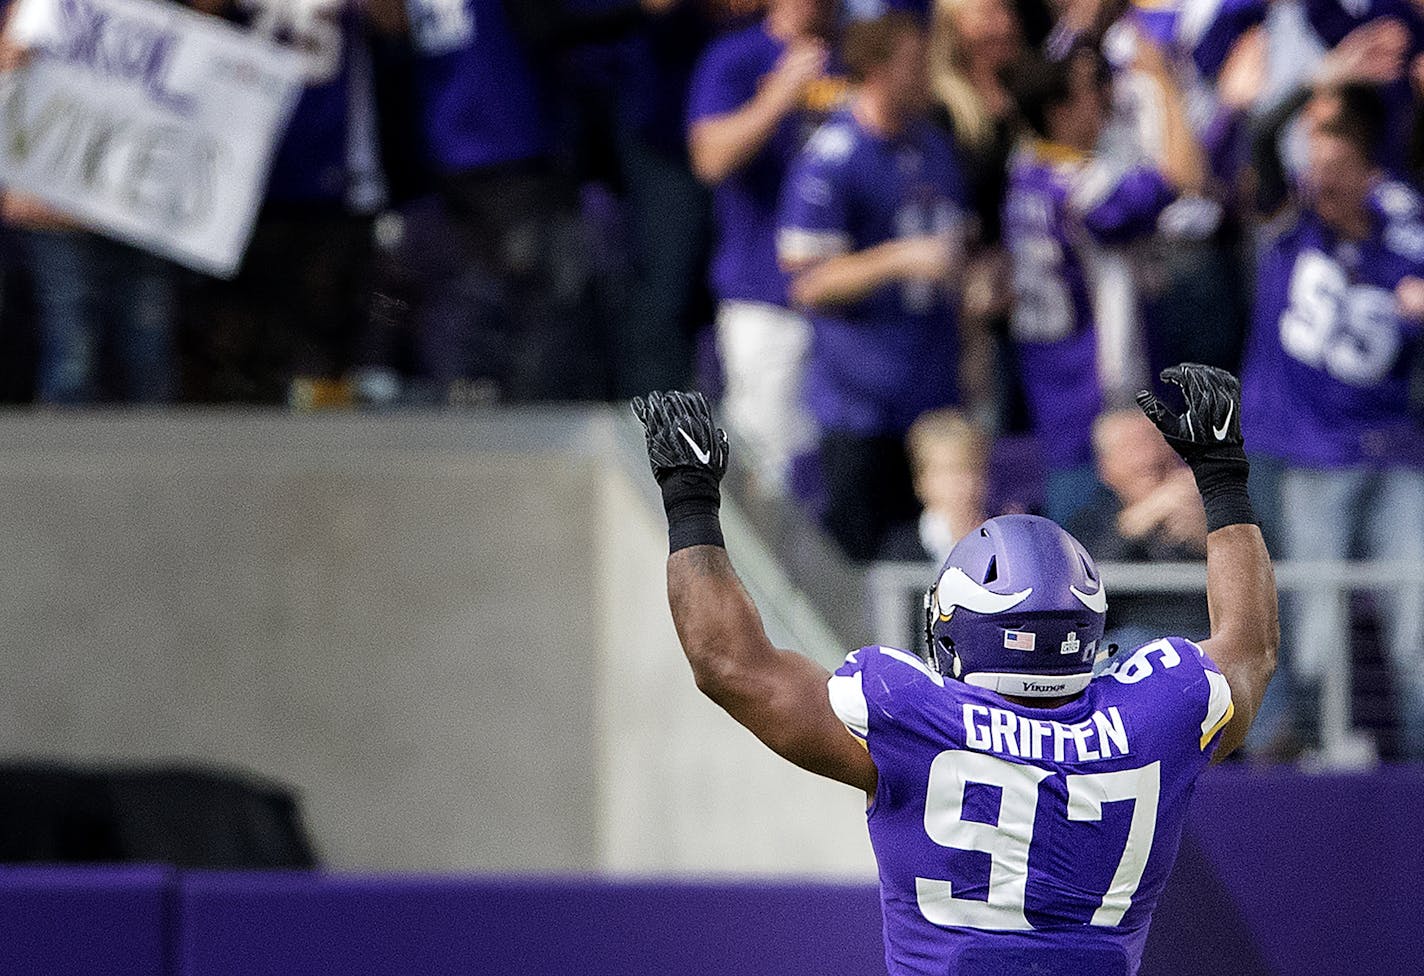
688;39;827;185
1137;365;1279;760
1133;36;1207;197
632;392;878;792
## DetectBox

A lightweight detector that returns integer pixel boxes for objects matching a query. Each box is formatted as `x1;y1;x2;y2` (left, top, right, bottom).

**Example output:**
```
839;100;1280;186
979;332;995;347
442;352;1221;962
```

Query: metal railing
866;559;1424;768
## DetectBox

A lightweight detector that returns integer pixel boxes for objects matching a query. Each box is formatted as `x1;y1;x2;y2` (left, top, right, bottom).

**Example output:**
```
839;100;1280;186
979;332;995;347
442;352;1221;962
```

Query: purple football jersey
829;637;1233;976
776;110;966;434
410;0;551;173
1002;142;1174;468
1242;180;1424;468
687;22;849;306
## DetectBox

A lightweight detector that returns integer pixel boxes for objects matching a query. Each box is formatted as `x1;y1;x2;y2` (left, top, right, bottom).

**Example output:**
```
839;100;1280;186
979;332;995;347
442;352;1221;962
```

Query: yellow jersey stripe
1200;700;1235;750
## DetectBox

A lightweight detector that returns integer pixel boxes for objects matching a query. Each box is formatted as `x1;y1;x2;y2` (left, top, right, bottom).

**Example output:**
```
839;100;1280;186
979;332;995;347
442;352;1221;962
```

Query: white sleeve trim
1201;669;1234;749
827;671;869;739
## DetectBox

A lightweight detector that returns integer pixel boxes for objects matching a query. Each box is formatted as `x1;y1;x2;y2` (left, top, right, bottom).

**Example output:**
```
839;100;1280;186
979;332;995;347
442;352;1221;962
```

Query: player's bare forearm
668;545;774;688
667;545;877;792
1137;365;1276;759
633;393;874;791
1200;523;1279;757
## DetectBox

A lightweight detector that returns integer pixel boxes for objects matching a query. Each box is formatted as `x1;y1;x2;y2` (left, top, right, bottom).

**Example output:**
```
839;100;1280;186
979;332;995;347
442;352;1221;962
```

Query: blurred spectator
1241;111;1424;758
687;0;846;493
1297;0;1423;172
1247;18;1406;220
778;11;968;560
1087;408;1205;560
2;200;176;405
0;14;176;405
1001;38;1204;526
186;0;385;404
540;0;717;397
882;409;990;562
928;0;1021;245
485;1;717;397
928;0;1023;416
1070;407;1209;648
405;0;597;402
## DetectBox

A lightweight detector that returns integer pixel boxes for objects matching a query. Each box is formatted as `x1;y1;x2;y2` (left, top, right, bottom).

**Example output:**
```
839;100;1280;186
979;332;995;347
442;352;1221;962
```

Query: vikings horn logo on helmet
932;566;1034;619
1070;582;1107;614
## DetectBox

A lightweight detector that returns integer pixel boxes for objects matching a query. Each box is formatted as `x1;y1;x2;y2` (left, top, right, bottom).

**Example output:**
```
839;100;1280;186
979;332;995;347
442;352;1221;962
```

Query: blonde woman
928;0;1024;245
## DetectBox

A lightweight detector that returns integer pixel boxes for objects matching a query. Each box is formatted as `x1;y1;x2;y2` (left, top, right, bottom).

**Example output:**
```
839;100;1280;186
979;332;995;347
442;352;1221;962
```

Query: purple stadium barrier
0;865;171;976
174;875;885;976
4;768;1422;976
1141;765;1424;976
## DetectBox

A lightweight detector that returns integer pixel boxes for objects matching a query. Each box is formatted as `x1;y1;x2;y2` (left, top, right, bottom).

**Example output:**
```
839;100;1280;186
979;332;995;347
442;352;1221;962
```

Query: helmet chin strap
924;633;963;680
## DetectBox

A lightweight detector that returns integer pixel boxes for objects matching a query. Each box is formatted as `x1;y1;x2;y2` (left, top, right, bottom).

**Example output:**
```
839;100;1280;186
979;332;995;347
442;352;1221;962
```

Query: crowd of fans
0;0;1421;757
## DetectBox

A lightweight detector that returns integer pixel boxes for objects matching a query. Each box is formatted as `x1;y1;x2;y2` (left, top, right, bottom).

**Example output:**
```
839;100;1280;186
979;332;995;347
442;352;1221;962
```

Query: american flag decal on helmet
1003;630;1036;651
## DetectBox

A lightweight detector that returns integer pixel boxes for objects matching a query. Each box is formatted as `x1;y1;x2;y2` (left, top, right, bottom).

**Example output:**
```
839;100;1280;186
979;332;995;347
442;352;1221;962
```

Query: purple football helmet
924;515;1107;698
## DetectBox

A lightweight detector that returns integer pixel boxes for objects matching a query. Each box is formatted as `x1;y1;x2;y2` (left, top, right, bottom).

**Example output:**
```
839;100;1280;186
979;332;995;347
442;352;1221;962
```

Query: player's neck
1001;693;1081;710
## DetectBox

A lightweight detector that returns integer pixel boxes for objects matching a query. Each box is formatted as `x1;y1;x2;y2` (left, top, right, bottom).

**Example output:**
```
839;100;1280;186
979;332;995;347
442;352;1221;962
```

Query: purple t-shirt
1002;143;1174;469
410;0;550;173
776;110;966;435
1242;180;1424;468
829;637;1233;976
687;22;848;306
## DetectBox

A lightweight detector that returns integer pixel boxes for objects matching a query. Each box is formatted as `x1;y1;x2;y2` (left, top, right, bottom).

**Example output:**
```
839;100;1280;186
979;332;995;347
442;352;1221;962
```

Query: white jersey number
894;199;961;315
1009;235;1074;343
1279;249;1400;387
916;751;1161;930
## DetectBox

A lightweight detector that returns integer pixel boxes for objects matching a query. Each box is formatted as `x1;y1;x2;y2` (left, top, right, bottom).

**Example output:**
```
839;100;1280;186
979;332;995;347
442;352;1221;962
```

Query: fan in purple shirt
404;0;599;401
688;2;847;309
777;11;968;560
1241;112;1424;757
686;0;848;494
1001;40;1204;524
409;0;551;174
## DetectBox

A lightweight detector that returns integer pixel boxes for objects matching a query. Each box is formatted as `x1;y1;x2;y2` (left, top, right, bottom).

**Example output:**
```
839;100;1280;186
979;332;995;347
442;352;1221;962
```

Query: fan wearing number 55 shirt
631;364;1277;976
1241;113;1424;757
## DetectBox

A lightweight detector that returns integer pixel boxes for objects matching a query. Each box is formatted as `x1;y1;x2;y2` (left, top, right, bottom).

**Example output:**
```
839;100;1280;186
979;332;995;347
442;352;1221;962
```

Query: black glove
631;391;730;552
1135;363;1256;533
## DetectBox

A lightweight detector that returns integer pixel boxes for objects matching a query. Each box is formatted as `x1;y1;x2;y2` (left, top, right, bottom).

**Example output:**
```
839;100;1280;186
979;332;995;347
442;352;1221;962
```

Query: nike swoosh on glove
1135;363;1244;465
631;390;729;486
1135;363;1255;533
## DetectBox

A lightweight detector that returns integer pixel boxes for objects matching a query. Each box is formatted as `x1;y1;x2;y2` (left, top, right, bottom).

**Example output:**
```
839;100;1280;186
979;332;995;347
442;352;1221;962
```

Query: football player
631;362;1277;976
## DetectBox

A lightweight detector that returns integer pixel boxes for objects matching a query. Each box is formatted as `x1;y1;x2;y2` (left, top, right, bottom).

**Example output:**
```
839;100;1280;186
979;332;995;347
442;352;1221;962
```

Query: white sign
0;0;305;277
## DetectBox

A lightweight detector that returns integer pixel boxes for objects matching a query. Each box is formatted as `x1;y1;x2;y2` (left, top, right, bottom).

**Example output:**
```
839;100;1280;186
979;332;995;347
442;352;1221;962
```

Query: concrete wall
0;410;873;877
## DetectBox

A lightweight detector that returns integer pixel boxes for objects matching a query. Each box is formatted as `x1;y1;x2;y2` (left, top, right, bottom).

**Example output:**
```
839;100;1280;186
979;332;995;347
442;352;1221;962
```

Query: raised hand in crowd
1396;276;1424;324
1133;32;1207;197
1315;16;1409;88
767;38;831;105
1216;26;1269;113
